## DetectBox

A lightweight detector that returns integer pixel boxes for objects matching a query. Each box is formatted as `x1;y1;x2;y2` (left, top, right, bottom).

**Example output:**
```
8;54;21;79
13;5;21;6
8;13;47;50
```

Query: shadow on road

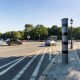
0;52;56;80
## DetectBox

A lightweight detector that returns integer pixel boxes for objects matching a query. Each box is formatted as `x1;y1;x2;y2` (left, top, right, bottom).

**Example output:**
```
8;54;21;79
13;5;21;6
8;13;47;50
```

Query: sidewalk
39;49;80;80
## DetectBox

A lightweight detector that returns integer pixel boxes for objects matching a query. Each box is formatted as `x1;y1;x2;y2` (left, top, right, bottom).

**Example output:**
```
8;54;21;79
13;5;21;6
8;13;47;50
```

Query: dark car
6;38;22;46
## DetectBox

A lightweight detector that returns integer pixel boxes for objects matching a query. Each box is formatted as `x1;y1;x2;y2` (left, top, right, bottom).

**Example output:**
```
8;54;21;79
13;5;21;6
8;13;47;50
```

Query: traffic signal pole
62;18;68;64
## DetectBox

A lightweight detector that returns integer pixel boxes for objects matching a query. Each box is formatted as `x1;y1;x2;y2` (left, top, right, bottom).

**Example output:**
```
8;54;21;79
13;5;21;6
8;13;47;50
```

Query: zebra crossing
0;45;61;80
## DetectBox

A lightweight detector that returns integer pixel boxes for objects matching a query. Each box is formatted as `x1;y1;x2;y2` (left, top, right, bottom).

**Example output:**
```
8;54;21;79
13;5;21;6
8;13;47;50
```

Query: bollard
62;18;68;64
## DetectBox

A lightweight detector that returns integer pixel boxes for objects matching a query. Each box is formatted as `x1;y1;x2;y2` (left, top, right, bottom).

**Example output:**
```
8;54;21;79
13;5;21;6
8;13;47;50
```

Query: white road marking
29;48;47;80
0;57;26;76
0;49;44;70
0;48;44;69
53;46;56;52
56;46;61;52
0;57;23;69
12;50;42;80
52;46;59;55
57;44;61;50
75;50;80;62
49;47;51;60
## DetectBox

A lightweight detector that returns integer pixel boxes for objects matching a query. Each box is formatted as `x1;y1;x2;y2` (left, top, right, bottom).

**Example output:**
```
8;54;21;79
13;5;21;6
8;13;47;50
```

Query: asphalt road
0;41;80;80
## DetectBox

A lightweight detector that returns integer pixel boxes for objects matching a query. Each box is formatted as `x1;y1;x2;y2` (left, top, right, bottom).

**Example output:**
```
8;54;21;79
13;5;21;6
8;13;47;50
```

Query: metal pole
62;18;68;64
70;18;73;49
70;24;72;48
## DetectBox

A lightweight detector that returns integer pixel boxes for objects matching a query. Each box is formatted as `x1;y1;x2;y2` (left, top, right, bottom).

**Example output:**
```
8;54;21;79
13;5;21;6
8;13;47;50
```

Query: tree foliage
33;25;48;40
24;24;33;32
1;24;80;40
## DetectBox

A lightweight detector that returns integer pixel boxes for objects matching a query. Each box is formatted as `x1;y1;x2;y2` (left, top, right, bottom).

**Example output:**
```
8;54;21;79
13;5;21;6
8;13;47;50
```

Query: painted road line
11;47;45;57
0;57;23;69
39;52;61;80
56;46;61;52
0;48;44;69
49;47;51;60
53;46;56;53
54;46;60;53
29;48;47;80
12;50;42;80
75;50;80;62
57;45;61;51
0;49;43;71
57;44;61;50
0;57;26;76
52;46;58;55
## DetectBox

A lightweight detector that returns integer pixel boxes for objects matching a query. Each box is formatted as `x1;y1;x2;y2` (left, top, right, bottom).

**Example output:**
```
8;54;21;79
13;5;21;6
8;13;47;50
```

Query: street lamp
70;18;73;49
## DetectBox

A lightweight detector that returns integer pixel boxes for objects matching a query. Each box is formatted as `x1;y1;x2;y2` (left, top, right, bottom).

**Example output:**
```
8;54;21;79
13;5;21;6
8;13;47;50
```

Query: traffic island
39;50;80;80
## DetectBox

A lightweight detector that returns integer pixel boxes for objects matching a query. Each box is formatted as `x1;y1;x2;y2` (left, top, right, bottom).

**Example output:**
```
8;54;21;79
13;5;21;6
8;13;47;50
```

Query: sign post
62;18;68;64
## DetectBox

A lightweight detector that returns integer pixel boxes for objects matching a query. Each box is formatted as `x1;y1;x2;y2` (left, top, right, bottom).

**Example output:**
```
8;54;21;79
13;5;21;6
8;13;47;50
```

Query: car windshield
6;39;10;42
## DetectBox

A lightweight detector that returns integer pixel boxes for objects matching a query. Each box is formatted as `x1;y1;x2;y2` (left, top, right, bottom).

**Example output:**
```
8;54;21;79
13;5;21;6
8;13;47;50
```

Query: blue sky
0;0;80;33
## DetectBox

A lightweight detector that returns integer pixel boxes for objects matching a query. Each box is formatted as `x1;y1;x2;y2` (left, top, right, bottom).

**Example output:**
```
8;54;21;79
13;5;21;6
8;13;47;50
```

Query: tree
4;31;22;39
3;23;80;41
73;27;80;40
49;25;62;40
24;24;33;40
11;31;22;39
0;32;3;39
50;25;58;35
57;27;62;40
17;31;24;39
34;25;48;40
24;24;33;32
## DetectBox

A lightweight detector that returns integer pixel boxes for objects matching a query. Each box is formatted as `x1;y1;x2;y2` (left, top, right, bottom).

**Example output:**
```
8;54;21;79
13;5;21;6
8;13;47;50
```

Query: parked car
6;38;22;46
45;40;56;46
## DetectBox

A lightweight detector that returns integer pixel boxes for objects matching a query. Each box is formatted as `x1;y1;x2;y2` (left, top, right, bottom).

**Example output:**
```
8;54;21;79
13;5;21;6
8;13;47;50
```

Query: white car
45;40;56;46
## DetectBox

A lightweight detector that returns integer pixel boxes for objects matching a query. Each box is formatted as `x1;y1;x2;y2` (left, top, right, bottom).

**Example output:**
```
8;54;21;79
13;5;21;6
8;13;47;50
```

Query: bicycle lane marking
49;47;51;60
0;57;23;69
12;50;42;80
29;48;47;80
0;48;44;71
0;57;26;76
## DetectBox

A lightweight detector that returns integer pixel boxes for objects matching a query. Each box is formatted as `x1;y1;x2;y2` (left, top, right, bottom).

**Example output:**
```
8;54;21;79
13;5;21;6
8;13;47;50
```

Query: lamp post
70;18;73;49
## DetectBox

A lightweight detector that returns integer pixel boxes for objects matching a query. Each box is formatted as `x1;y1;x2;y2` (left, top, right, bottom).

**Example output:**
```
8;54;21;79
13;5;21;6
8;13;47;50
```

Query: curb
39;52;61;80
